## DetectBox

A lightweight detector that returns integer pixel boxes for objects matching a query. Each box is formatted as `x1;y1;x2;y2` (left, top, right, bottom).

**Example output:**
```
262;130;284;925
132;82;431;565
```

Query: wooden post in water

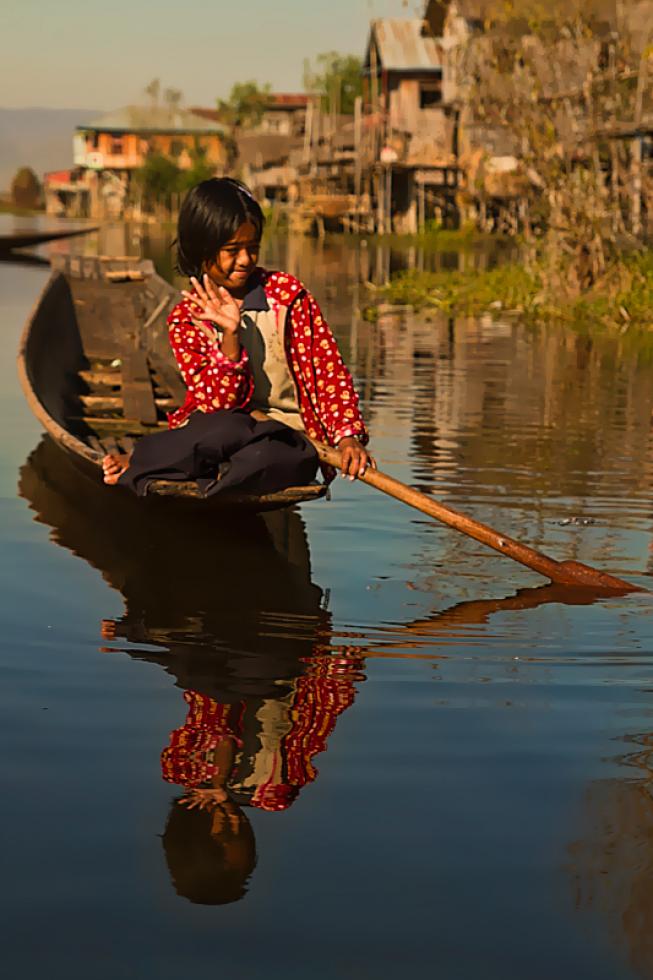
354;95;362;235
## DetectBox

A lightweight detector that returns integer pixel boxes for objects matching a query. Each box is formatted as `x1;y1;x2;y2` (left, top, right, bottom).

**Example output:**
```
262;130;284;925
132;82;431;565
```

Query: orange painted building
74;105;227;173
58;105;229;217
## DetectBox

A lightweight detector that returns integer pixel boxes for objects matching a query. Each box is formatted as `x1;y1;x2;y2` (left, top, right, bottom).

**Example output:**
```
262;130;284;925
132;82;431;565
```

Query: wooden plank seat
121;348;158;425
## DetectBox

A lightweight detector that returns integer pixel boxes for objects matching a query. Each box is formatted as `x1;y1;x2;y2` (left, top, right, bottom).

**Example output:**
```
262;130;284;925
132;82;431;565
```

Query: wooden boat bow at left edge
17;255;326;513
310;440;645;594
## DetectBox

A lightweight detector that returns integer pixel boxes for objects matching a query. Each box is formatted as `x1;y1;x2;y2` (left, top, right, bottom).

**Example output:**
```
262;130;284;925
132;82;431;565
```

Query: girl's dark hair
176;177;265;279
162;799;257;906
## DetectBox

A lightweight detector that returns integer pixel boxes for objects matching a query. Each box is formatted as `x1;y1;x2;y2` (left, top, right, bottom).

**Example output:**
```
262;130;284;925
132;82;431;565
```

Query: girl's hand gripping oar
310;439;644;594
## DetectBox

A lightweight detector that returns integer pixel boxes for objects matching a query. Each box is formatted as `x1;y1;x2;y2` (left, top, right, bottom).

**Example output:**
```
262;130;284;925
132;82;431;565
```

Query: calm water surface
3;223;653;979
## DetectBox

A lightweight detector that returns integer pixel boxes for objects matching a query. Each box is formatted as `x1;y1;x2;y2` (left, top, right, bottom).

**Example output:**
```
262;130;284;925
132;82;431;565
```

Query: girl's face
204;221;260;294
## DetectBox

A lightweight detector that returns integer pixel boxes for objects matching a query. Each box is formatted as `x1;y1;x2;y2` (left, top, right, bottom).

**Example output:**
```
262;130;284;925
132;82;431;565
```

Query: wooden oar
311;440;643;593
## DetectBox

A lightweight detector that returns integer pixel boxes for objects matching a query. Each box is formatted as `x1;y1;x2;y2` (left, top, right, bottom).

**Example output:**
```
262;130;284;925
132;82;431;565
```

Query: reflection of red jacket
160;656;362;811
166;269;368;449
161;694;244;788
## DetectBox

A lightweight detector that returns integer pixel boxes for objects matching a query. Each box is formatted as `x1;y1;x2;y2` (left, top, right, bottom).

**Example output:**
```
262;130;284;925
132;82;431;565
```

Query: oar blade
554;560;645;593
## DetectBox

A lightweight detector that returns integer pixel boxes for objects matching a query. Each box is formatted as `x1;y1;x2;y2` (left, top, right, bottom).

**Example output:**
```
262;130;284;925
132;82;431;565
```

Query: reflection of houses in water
568;729;653;978
352;304;653;524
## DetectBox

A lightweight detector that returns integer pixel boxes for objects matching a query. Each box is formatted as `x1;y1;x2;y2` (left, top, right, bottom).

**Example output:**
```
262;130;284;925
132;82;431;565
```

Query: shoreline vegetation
365;248;653;334
3;198;650;334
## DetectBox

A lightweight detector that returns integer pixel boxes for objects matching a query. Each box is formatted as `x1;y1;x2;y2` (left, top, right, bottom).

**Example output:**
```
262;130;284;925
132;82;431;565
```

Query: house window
420;83;442;109
89;132;99;150
110;135;124;155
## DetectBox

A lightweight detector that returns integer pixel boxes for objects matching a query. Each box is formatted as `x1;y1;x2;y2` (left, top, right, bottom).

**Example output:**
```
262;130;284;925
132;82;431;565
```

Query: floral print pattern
166;269;368;451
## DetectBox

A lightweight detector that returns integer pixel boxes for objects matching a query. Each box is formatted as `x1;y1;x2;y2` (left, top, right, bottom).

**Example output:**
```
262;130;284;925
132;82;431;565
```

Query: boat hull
18;256;327;512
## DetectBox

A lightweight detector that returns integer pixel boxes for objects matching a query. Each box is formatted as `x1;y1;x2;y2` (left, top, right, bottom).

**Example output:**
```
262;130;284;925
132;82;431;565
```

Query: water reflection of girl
158;653;364;906
161;653;365;814
162;796;257;906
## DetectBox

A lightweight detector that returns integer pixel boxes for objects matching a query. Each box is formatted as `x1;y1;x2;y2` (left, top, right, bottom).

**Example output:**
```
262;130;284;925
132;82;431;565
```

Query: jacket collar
241;271;269;312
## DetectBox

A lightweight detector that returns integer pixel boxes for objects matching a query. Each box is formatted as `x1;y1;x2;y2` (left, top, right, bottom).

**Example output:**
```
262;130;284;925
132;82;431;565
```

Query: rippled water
2;222;653;979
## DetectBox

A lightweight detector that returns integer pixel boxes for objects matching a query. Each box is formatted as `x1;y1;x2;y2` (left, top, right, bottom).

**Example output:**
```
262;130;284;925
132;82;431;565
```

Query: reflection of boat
20;434;363;842
20;435;616;683
17;254;326;511
19;435;330;699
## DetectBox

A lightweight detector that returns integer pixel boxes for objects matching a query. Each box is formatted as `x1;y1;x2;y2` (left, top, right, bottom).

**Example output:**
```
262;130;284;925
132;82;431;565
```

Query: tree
11;167;41;209
145;78;161;107
164;88;183;112
134;152;181;204
303;52;362;115
457;2;653;296
179;143;217;191
216;81;272;130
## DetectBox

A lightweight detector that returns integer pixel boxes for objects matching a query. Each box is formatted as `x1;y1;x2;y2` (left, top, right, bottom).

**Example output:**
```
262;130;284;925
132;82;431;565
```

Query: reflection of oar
311;441;643;593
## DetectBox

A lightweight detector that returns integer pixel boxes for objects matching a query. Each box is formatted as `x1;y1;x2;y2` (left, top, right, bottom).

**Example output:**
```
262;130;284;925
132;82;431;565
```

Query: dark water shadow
18;437;360;904
18;436;622;905
568;732;653;980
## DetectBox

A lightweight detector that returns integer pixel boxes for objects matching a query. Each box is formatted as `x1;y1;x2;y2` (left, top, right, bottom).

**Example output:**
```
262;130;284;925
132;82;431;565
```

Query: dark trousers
118;410;319;497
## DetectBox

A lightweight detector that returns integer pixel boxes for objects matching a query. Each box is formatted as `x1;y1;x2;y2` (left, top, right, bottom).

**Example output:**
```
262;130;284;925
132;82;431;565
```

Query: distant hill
0;108;98;192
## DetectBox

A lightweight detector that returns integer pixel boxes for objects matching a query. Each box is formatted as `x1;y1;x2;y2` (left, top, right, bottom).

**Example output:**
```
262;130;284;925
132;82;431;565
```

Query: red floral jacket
166;269;368;450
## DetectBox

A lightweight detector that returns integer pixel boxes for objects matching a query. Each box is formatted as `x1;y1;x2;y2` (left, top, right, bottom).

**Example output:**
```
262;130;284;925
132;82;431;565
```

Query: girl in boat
102;177;373;495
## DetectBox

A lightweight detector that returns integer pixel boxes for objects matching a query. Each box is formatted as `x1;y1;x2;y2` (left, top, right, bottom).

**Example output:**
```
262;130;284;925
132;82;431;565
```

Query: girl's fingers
342;447;371;480
189;276;207;303
203;274;221;304
219;286;239;311
341;448;358;480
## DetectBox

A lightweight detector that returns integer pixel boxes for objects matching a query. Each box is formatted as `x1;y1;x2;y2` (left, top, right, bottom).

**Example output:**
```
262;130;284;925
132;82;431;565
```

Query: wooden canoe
17;254;327;511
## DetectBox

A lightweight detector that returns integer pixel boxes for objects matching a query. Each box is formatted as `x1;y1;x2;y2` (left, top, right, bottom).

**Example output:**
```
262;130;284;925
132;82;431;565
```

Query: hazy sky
0;0;418;109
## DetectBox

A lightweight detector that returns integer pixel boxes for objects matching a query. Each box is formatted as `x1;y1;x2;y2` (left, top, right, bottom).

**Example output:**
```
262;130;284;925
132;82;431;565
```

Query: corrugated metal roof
367;19;443;72
77;106;226;134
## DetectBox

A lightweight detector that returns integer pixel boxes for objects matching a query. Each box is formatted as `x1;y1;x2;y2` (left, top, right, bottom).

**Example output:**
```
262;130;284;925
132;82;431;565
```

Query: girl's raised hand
178;787;228;811
182;274;241;335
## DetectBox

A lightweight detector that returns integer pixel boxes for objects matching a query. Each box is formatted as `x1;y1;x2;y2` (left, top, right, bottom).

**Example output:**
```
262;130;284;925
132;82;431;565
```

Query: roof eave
75;124;224;136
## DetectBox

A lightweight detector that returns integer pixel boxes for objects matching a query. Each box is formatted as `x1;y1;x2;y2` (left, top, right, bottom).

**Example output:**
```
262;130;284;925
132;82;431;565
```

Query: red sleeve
296;293;368;446
167;301;254;412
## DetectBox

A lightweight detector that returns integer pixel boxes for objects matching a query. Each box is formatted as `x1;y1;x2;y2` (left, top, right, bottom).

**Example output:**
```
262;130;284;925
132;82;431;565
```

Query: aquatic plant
371;250;653;332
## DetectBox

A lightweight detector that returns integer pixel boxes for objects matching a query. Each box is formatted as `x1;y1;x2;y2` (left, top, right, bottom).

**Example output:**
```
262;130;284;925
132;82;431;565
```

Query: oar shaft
312;441;640;592
363;467;562;578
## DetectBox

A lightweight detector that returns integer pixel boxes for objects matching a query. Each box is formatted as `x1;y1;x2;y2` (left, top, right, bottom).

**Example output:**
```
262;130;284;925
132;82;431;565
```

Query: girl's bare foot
102;453;131;485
